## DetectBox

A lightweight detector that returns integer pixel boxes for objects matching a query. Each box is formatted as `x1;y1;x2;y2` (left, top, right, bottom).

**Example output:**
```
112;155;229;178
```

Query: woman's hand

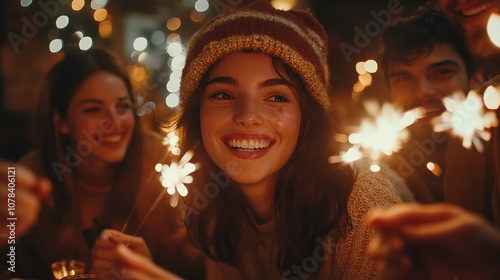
91;229;152;279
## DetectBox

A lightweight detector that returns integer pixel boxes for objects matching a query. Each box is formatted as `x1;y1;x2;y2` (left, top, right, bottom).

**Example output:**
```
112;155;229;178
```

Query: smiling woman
3;48;205;280
93;1;411;279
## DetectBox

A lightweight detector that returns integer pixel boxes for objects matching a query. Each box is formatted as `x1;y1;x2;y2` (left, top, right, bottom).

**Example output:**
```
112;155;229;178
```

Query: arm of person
330;161;411;279
0;161;51;240
367;203;500;280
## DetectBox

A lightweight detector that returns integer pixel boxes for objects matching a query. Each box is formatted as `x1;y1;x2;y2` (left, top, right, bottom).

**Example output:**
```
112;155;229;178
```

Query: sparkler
163;130;181;155
329;101;423;171
121;131;198;237
432;90;498;152
155;150;197;207
121;148;198;241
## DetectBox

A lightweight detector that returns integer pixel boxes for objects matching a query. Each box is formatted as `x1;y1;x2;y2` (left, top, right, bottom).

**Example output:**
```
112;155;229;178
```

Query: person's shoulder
349;159;413;217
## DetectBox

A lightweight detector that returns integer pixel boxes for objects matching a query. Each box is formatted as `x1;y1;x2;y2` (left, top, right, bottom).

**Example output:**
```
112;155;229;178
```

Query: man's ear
54;112;70;135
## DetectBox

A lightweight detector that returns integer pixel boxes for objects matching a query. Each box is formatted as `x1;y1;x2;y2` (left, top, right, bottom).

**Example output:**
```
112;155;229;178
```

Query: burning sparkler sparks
155;150;197;207
330;102;422;171
121;134;198;236
163;130;181;155
433;90;498;152
348;102;421;156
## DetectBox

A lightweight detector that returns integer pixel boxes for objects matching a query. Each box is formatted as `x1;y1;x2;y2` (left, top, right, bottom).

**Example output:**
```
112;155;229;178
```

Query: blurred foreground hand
367;203;500;280
0;161;51;239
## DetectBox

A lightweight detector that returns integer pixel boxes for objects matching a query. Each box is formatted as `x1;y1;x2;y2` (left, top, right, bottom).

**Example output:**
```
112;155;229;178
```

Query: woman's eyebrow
260;78;294;89
207;76;238;86
77;99;103;106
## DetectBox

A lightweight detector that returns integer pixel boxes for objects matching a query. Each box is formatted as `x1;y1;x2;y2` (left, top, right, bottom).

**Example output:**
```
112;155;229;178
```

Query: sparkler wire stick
120;150;172;233
120;141;200;248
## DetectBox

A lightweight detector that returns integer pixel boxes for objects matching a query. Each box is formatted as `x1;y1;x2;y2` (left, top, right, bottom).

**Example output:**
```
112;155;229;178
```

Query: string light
72;0;85;11
79;36;92;50
133;37;148;51
20;0;32;7
484;85;500;110
487;13;500;47
49;39;63;53
56;15;69;29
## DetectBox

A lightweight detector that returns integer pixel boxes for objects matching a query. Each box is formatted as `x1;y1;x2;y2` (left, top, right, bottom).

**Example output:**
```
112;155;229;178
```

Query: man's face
389;43;470;135
438;0;500;58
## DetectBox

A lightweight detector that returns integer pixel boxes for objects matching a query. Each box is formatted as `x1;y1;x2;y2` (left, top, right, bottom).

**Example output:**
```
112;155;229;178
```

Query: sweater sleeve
327;161;410;279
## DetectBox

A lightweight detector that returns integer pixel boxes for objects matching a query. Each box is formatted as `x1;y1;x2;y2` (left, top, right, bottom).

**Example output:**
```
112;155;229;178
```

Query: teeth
228;139;270;150
103;135;121;143
462;2;494;16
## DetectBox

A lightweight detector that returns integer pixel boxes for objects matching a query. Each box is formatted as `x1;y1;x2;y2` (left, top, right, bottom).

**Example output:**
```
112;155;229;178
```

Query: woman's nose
233;97;264;127
103;109;121;131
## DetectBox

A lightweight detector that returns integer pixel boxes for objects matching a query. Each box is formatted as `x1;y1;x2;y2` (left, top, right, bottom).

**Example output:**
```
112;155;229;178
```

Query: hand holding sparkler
91;229;152;279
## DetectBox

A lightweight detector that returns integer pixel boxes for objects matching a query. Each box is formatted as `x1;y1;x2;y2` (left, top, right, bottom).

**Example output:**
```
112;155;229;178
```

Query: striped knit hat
180;0;331;108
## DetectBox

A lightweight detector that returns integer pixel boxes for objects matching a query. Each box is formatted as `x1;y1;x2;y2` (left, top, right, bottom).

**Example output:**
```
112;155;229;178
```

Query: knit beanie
180;0;331;108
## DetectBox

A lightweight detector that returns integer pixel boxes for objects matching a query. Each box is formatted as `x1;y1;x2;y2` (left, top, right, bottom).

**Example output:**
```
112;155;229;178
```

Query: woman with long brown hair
6;48;204;280
93;1;409;278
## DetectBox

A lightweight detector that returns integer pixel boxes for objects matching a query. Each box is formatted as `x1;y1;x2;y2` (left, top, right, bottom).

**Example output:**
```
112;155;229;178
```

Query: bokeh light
79;36;93;50
166;93;180;108
49;39;63;53
56;15;69;29
93;8;107;22
364;59;378;73
194;0;209;12
167;17;181;31
99;20;112;38
72;0;85;11
133;37;148;51
20;0;32;7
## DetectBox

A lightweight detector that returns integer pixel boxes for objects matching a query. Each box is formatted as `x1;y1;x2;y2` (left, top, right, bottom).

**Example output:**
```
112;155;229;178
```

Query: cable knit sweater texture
206;161;411;279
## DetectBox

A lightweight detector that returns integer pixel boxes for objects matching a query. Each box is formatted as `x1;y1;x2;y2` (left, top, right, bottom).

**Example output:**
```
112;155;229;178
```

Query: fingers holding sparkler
91;229;152;279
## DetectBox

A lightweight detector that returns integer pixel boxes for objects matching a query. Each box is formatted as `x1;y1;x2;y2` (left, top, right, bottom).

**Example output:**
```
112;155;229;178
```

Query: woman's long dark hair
173;54;354;274
37;48;143;224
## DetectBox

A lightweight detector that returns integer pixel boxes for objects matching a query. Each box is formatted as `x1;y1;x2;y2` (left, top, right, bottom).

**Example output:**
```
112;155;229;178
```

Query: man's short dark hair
379;7;478;83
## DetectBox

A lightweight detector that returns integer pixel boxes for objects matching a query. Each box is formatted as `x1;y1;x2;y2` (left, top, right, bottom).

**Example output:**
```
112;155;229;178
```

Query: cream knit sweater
206;161;411;279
